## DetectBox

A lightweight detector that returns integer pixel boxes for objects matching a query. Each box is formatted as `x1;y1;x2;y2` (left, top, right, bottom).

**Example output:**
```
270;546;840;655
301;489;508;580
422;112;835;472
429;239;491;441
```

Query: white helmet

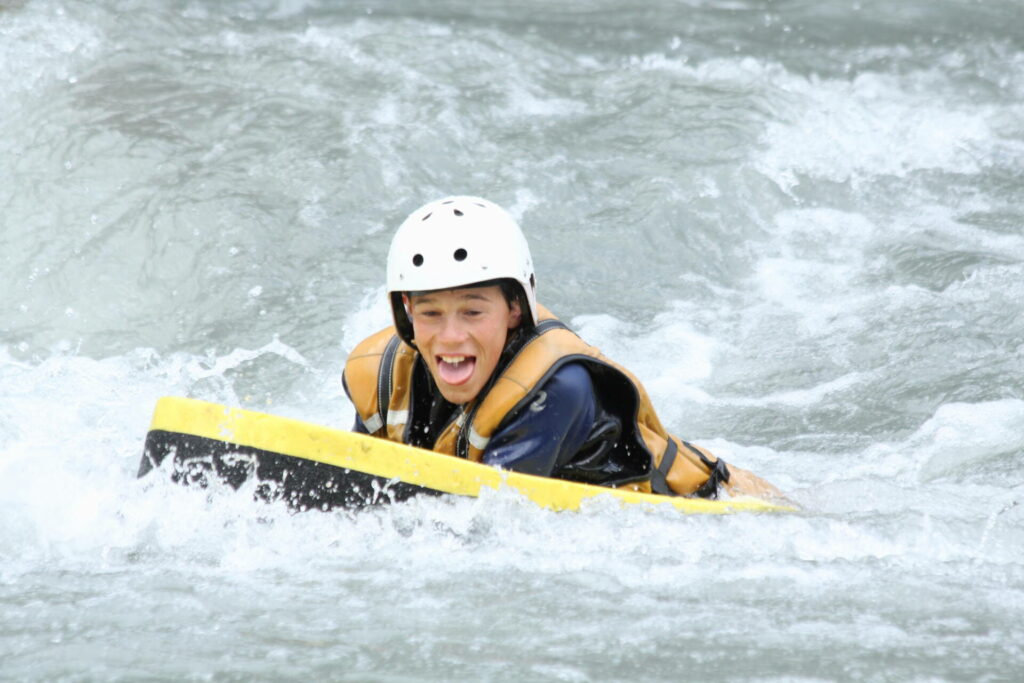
386;196;538;346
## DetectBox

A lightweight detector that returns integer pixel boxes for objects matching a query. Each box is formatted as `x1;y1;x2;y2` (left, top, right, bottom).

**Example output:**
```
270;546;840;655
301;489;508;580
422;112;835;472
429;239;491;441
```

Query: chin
439;382;480;405
440;389;473;405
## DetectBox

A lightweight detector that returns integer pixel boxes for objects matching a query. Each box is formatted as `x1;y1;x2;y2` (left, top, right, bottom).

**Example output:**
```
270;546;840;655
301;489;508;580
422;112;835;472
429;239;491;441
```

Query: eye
418;310;440;319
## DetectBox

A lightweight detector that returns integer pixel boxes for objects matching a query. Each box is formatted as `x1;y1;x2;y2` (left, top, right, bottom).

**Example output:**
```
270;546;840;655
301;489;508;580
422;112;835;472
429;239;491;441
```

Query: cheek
410;317;434;342
483;320;509;355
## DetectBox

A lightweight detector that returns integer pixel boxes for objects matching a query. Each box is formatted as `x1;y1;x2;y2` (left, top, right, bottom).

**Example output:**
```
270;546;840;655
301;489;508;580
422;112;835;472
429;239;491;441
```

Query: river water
2;0;1023;680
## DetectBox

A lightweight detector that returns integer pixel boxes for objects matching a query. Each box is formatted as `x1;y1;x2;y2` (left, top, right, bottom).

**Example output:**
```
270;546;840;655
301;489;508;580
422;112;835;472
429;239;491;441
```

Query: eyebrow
412;292;492;305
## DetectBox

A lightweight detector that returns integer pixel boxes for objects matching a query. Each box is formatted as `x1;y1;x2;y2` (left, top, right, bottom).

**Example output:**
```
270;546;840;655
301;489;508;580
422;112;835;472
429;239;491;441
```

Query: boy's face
405;285;522;405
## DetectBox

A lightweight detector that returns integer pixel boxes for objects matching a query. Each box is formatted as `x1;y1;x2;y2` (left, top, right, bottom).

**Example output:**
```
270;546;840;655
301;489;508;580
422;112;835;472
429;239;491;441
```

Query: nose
438;315;468;345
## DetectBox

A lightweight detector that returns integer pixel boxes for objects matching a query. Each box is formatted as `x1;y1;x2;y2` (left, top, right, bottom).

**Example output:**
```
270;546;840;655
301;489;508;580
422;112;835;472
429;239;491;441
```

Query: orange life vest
343;305;730;497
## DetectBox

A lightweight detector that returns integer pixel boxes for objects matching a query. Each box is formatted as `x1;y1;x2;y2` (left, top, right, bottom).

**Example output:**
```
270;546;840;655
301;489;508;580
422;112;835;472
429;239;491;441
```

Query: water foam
903;399;1024;482
0;3;104;101
626;49;1010;188
0;341;333;570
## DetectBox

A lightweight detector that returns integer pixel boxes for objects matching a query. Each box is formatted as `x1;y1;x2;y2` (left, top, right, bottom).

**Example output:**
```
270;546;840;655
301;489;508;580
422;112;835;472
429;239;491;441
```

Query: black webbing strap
375;335;402;434
650;439;732;498
683;440;731;499
650;438;678;496
535;319;569;334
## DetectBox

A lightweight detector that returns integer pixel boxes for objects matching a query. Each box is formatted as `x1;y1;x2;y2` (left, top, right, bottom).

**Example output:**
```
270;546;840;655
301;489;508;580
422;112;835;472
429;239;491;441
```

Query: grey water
2;0;1023;680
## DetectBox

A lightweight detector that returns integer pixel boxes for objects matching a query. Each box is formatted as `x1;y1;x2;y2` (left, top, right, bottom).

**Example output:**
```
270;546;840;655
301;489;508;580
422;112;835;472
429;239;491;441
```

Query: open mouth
436;355;476;386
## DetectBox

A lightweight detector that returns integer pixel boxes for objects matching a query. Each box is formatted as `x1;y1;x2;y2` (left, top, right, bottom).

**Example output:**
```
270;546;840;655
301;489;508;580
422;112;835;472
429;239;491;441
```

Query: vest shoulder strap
464;320;600;456
375;334;402;432
343;326;402;434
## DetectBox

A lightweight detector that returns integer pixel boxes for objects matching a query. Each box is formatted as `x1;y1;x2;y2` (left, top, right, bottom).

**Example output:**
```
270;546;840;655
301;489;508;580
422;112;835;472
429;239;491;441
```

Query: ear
401;293;411;316
508;300;522;329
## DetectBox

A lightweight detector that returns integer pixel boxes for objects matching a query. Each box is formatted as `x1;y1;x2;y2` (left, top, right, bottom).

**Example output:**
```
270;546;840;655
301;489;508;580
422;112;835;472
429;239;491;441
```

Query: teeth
440;356;467;364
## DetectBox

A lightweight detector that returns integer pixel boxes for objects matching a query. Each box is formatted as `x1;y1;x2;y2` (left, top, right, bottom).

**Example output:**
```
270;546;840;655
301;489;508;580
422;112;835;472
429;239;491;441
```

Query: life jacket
343;305;731;498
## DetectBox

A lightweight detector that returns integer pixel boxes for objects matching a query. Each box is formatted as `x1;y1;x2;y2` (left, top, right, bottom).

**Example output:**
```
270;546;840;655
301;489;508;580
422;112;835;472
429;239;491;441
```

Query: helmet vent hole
421;212;432;221
530;274;536;289
453;248;467;262
453;209;464;217
412;254;424;266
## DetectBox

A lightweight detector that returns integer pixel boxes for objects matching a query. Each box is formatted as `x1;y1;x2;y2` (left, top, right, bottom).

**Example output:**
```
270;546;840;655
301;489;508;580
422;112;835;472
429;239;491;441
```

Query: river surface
2;0;1023;680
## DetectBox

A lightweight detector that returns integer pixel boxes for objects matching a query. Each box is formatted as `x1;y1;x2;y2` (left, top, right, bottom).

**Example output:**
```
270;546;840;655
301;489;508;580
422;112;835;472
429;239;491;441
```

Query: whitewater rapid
3;0;1023;680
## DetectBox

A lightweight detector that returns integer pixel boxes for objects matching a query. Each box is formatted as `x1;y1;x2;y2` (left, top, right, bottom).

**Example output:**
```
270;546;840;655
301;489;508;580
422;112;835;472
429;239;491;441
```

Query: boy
344;196;783;500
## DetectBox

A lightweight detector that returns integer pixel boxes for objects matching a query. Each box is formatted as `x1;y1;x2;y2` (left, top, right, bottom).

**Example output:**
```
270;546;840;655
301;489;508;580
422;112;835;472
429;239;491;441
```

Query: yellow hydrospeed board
142;396;795;515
